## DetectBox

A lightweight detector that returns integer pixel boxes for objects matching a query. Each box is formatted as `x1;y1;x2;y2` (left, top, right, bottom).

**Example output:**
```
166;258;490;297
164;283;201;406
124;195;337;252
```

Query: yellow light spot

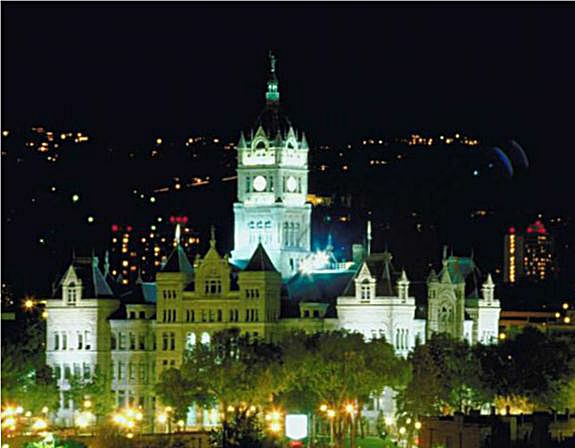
156;138;163;145
499;333;507;340
2;130;9;137
563;303;569;310
24;299;35;309
327;409;336;418
157;414;167;424
319;404;328;412
565;316;571;324
415;421;422;430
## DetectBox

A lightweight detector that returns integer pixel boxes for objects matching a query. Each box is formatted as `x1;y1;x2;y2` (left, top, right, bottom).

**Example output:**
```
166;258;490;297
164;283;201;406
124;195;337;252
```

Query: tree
66;368;115;425
398;334;490;419
477;327;575;410
279;331;409;448
155;328;283;442
1;321;59;413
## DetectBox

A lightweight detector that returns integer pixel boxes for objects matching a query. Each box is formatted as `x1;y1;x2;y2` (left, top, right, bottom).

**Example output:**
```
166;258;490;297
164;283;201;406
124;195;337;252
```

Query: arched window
201;332;210;347
186;332;196;351
217;310;223;322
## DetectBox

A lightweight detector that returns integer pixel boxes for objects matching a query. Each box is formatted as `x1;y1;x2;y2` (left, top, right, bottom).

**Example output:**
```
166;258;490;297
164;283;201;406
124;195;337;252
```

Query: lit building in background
503;220;554;284
109;216;200;286
523;220;554;282
503;227;523;284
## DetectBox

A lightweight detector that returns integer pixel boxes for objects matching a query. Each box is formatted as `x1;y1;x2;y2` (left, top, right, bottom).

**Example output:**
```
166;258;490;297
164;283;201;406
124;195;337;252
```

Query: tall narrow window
62;332;68;350
54;333;60;350
84;331;91;350
77;332;83;350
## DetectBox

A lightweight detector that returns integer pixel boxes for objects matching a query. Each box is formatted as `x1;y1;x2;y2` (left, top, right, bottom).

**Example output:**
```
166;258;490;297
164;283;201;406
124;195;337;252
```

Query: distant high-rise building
503;220;554;284
108;217;200;285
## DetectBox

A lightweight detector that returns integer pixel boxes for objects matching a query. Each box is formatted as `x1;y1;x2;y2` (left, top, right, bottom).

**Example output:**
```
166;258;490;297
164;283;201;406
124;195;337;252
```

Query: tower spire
266;51;280;105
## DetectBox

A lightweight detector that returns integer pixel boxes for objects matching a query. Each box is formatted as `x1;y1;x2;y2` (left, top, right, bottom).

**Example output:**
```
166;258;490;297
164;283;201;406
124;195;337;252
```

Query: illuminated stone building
45;53;501;430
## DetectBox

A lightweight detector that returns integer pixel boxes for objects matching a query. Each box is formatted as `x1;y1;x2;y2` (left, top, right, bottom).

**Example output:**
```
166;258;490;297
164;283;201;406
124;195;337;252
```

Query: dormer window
67;283;78;305
360;280;372;301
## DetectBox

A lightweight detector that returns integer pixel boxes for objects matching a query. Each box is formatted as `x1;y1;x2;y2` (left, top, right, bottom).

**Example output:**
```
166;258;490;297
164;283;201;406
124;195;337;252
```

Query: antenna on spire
366;220;372;257
266;51;280;105
210;225;216;248
269;50;276;73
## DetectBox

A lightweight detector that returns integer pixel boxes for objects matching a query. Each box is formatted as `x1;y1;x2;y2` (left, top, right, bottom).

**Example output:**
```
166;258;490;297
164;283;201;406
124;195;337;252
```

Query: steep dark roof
121;280;157;304
54;256;115;298
244;243;277;272
253;105;293;140
342;251;398;297
161;245;194;274
286;270;353;303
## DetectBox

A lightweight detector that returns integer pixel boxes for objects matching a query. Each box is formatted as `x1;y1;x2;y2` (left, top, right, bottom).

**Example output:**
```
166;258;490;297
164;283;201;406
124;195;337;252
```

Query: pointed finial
104;250;110;276
210;225;216;248
136;266;143;284
442;245;448;261
400;269;409;282
174;223;181;247
238;131;247;148
327;233;334;251
485;273;494;287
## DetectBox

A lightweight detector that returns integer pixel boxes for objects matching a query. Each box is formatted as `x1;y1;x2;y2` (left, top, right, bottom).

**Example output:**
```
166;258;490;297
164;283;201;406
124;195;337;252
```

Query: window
67;283;77;305
139;363;146;383
313;310;319;318
73;363;81;378
162;333;168;351
118;362;125;381
186;332;196;351
217;310;222;322
201;332;210;346
129;363;135;381
170;332;175;351
129;311;136;319
84;331;91;350
129;333;136;350
62;332;68;350
111;333;117;350
163;310;167;322
139;311;146;319
64;364;71;380
138;334;146;350
119;333;126;350
83;363;91;380
54;365;62;380
77;332;83;350
54;333;60;350
118;390;126;407
207;279;222;295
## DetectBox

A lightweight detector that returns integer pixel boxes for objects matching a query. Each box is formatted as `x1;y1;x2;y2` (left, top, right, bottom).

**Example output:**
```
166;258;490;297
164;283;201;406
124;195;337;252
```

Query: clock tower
231;52;312;279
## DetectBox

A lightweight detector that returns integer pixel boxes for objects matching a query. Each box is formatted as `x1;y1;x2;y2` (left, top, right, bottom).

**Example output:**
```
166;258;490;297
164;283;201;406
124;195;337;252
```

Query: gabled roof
161;244;194;274
243;243;277;272
54;256;115;298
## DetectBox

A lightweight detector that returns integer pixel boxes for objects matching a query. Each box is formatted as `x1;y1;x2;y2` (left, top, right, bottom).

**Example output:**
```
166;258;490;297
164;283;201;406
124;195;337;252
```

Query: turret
397;269;409;301
482;273;495;304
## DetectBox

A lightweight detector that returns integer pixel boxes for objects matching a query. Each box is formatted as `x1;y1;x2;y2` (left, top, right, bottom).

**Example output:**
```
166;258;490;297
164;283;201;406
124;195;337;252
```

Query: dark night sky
2;2;575;197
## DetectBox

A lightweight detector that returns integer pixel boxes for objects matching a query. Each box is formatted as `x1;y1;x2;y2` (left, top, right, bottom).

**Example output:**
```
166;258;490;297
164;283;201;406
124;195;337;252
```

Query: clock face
286;176;298;193
253;175;267;192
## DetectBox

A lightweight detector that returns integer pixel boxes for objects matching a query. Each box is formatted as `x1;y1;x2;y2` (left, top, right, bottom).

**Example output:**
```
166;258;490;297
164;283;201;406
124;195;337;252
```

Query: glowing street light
319;404;328;412
32;419;48;431
415;421;422;430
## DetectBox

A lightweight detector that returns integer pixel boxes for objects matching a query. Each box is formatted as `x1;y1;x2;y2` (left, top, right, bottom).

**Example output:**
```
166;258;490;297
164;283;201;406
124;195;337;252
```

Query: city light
415;421;422;430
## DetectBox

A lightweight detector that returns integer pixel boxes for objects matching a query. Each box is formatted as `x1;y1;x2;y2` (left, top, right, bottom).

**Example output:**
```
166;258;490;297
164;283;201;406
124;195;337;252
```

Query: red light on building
126;225;133;232
508;227;515;234
170;216;176;224
111;224;119;232
527;227;533;234
182;216;188;224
